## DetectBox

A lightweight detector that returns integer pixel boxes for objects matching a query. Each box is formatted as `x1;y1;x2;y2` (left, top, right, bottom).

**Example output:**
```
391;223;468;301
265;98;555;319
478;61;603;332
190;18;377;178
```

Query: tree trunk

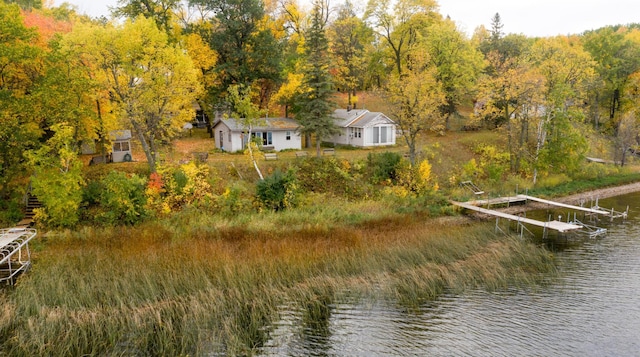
315;136;321;158
246;126;264;180
130;120;156;173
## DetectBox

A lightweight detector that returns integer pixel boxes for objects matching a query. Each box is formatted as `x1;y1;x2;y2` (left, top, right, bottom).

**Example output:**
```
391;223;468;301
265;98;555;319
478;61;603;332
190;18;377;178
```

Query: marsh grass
1;208;557;356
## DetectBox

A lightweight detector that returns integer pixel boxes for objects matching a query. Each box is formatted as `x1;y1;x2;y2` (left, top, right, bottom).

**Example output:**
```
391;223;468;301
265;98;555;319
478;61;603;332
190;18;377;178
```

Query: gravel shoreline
553;181;640;203
494;181;640;215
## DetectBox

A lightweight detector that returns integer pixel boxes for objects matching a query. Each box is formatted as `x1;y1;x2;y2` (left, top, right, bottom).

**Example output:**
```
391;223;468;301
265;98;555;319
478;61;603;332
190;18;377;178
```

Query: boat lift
0;228;37;285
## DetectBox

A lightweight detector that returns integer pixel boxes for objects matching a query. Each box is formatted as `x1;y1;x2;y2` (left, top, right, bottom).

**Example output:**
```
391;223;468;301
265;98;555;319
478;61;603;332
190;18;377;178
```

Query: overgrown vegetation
0;214;556;355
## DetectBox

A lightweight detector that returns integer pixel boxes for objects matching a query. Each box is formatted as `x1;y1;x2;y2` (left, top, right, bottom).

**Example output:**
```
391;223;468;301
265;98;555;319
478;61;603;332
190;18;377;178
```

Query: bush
217;182;254;216
156;162;214;210
293;157;367;198
396;159;437;196
97;171;148;225
367;152;403;185
0;196;24;225
256;169;299;211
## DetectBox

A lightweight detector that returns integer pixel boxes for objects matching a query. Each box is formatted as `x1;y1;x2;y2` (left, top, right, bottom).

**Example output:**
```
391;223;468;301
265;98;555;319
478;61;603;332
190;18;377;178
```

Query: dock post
611;207;614;222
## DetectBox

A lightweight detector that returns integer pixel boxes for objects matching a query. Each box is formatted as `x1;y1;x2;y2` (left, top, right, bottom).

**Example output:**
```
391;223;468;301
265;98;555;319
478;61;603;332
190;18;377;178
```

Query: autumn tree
423;17;483;129
529;36;594;181
583;26;640;131
63;17;202;173
183;31;219;136
328;0;372;108
113;0;182;34
475;52;546;173
0;2;44;199
192;0;283;103
27;123;84;228
615;111;640;166
384;52;445;164
365;0;438;75
295;1;338;156
4;0;42;10
227;84;269;179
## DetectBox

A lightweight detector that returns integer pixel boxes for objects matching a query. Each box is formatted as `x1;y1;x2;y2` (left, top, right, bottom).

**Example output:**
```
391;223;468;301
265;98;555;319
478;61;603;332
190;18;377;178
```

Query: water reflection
259;192;640;356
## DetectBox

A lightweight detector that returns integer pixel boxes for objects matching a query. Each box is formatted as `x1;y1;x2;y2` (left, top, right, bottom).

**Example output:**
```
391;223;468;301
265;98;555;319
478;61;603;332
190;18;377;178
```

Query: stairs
16;193;41;228
460;181;485;196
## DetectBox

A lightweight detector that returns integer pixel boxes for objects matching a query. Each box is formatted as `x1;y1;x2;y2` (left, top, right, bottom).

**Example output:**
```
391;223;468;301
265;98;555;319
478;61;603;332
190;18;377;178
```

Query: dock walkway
516;195;612;216
452;201;583;233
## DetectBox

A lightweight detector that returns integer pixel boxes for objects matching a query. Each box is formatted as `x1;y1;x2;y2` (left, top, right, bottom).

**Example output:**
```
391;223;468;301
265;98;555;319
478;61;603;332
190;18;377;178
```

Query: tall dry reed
0;209;556;355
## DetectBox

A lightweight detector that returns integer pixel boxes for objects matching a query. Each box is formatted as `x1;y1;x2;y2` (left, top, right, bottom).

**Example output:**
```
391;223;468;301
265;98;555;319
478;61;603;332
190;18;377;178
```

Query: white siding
327;128;350;146
271;131;302;151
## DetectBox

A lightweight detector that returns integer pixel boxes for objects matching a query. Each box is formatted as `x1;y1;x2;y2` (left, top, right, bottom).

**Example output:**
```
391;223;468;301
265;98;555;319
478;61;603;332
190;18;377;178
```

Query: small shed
110;130;133;162
212;117;301;152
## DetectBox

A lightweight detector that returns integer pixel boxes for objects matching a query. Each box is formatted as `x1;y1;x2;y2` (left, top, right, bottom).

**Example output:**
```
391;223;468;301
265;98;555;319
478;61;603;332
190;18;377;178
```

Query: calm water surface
259;192;640;356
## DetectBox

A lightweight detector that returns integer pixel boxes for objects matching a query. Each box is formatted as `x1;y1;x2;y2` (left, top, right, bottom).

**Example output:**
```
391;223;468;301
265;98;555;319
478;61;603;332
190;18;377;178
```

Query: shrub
535;173;571;189
217;182;254;216
97;171;148;225
367;152;403;185
0;195;23;225
28;123;85;228
396;159;437;196
293;157;367;198
152;162;214;212
256;169;299;211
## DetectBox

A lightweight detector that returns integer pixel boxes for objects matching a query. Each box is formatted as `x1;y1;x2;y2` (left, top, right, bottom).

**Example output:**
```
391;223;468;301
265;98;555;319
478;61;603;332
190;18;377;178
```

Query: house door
219;131;224;150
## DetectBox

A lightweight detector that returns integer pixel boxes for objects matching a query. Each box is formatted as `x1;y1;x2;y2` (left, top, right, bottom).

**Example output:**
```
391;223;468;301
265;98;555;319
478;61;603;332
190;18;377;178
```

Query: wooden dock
452;201;583;233
467;196;528;207
516;195;612;216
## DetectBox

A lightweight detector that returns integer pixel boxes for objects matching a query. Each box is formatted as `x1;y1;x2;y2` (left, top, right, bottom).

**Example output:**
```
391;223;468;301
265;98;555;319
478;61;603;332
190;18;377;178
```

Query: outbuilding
212;117;301;152
110;130;133;162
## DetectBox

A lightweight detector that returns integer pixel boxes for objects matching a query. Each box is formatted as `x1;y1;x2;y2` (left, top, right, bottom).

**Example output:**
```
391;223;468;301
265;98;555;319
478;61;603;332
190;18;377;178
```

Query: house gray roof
213;117;299;132
332;109;395;128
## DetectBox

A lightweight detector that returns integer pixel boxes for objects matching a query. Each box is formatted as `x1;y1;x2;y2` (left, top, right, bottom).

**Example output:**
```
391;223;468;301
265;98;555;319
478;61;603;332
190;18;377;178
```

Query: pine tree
295;1;338;156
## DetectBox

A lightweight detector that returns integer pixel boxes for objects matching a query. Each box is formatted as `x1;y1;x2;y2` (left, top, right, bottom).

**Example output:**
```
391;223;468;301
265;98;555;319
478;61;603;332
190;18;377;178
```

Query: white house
212;117;301;152
326;109;396;147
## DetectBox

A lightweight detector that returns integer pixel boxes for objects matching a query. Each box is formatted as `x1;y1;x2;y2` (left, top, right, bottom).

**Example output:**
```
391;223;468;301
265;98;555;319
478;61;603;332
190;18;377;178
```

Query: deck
452;201;583;233
516;195;612;216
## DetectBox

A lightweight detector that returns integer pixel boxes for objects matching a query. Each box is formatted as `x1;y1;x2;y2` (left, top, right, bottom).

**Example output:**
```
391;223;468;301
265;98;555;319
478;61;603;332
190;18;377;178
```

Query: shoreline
553;181;640;203
485;181;640;216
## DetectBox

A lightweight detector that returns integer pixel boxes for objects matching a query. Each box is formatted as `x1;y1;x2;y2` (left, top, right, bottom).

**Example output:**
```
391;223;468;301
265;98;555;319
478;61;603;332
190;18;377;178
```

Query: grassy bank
1;209;556;356
527;172;640;198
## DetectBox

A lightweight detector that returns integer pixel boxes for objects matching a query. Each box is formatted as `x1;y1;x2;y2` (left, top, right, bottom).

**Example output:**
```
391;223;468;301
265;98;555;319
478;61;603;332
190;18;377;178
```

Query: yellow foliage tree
62;17;203;173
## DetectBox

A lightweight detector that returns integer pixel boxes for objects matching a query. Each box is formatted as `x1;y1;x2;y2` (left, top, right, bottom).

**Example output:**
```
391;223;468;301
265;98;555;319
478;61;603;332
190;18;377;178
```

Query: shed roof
213;117;299;132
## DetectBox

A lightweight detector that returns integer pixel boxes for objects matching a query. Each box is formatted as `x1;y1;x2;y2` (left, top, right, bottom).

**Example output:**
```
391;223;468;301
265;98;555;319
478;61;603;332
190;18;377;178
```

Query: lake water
258;192;640;356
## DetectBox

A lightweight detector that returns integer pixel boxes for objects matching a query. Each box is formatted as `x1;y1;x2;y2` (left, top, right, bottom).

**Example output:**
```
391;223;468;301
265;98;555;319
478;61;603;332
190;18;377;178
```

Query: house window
380;126;388;143
286;131;291;140
228;131;231;142
113;141;129;152
368;125;393;144
252;132;273;146
351;127;362;138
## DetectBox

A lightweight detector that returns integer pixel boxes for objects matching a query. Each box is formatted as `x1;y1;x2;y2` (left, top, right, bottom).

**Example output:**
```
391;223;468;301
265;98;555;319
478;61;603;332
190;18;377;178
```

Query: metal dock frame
1;228;37;285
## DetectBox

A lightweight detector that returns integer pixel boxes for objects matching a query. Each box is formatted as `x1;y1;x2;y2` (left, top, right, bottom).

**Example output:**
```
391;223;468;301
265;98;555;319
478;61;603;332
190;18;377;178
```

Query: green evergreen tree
295;1;338;157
